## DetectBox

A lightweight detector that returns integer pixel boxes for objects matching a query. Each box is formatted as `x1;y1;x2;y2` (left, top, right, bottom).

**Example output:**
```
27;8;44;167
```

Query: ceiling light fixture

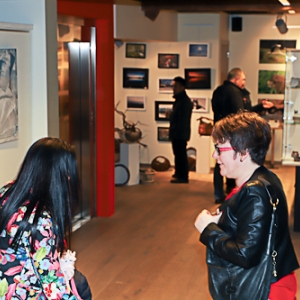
276;14;288;34
288;10;296;14
278;0;291;6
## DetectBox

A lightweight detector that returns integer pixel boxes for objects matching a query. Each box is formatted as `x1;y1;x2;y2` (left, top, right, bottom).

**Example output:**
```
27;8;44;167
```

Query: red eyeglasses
214;144;236;155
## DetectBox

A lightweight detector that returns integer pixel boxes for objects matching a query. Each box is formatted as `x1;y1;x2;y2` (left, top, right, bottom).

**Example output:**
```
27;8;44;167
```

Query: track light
275;14;288;34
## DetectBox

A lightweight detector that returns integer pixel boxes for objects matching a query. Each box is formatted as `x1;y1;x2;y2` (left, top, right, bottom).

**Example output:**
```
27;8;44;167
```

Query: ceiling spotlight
276;14;288;34
278;0;291;6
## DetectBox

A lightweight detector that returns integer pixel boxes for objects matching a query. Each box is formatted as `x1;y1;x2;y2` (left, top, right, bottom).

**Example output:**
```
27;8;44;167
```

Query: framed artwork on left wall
0;49;18;144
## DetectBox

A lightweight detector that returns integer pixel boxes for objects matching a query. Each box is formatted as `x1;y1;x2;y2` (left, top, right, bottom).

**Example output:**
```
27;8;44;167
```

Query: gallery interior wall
229;14;300;163
114;12;228;170
115;9;300;169
0;0;56;186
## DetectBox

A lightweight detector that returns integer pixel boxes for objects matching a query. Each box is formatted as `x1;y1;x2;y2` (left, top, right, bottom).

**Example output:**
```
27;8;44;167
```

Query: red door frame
57;1;115;216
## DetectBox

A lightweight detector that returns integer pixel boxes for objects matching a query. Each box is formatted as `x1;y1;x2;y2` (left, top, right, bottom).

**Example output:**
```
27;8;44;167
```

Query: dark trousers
213;162;235;200
172;139;189;180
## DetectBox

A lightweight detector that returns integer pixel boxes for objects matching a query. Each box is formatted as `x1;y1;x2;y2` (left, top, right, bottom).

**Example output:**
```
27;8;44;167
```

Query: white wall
229;14;300;162
0;0;54;185
114;13;227;172
114;5;178;41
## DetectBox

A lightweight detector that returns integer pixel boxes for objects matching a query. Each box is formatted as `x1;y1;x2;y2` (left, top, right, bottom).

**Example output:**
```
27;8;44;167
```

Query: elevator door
68;42;94;223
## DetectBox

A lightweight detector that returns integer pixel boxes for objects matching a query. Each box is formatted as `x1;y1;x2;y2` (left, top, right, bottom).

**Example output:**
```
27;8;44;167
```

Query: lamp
276;14;288;34
114;39;124;49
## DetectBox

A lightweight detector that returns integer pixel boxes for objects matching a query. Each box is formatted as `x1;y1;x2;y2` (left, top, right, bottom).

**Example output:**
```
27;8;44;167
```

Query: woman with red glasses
194;111;298;300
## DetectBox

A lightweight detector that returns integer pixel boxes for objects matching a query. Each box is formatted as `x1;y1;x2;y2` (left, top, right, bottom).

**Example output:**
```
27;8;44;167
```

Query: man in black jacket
212;68;274;203
169;77;193;183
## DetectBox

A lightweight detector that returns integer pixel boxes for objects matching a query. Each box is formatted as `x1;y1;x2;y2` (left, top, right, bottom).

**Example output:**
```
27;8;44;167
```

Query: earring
240;158;243;162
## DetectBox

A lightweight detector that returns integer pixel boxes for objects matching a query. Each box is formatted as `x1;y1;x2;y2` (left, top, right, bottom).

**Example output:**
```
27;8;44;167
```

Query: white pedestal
196;136;211;174
119;143;140;185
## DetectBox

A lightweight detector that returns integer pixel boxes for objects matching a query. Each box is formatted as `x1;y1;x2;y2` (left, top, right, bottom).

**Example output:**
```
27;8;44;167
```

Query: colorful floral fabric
0;192;77;299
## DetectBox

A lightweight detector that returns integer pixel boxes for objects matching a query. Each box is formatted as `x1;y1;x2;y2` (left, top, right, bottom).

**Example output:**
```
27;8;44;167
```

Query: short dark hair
173;76;186;87
0;138;80;253
212;111;271;165
227;68;243;81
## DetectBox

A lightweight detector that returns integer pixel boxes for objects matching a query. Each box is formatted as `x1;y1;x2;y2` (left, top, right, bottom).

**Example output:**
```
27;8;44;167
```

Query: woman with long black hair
0;137;80;299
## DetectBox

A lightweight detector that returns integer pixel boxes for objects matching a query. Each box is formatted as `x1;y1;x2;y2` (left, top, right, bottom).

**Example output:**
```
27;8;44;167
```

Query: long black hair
0;137;80;253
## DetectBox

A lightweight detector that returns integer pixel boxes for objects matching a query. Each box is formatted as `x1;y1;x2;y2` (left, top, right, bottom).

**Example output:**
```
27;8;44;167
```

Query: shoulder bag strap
258;177;279;278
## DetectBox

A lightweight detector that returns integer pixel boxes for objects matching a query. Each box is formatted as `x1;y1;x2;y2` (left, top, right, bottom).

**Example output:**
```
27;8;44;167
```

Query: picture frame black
123;68;149;89
155;101;174;121
158;53;179;69
157;127;171;142
125;43;146;59
158;78;173;93
184;68;211;89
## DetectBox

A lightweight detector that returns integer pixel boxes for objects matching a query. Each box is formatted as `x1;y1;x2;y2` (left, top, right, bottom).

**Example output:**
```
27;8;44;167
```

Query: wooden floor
71;164;300;300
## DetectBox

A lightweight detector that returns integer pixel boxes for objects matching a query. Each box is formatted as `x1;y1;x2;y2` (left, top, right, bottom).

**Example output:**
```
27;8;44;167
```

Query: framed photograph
259;40;296;64
157;127;170;142
126;96;146;111
189;43;209;57
123;68;149;89
258;70;285;94
185;68;211;89
158;53;179;68
0;49;18;144
191;97;209;113
159;78;173;93
125;43;146;59
155;101;174;121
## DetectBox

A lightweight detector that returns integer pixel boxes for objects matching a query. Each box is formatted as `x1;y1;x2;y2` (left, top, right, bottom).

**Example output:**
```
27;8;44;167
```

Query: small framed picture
189;43;209;57
191;97;209;113
158;53;179;69
126;96;146;111
157;127;171;142
125;43;146;59
155;101;174;121
185;68;211;89
123;68;149;89
159;78;173;93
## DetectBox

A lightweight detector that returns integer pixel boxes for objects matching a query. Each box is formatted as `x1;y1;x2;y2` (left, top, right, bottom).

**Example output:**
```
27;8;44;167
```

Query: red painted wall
58;1;115;216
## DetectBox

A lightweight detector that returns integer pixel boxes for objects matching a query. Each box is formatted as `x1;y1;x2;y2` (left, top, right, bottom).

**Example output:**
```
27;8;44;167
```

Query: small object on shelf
293;113;300;122
291;151;300;161
290;77;300;88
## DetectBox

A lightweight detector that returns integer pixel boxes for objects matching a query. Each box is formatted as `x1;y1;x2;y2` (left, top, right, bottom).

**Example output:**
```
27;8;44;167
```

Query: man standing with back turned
212;67;274;203
169;76;193;184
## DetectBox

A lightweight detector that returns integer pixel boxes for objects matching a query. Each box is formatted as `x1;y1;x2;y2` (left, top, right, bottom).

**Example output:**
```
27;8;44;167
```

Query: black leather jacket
200;165;299;280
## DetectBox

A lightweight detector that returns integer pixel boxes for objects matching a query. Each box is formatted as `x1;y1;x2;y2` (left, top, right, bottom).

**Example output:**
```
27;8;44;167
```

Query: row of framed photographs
125;98;209;115
126;43;209;61
125;39;297;65
123;68;211;90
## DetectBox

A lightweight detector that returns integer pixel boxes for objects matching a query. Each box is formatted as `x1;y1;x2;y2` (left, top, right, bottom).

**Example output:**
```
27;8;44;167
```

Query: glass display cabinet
282;49;300;232
282;49;300;166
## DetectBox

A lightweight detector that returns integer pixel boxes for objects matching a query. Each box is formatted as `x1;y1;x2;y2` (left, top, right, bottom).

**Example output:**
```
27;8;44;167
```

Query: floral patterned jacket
0;185;77;299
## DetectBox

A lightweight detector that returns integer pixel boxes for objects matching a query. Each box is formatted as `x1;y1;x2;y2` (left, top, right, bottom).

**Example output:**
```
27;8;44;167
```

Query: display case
282;50;300;166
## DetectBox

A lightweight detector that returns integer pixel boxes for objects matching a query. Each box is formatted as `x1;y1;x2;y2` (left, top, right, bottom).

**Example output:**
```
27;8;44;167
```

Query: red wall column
57;2;115;216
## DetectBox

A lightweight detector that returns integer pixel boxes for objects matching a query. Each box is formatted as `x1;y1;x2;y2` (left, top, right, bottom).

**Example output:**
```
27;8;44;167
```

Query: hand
262;99;274;109
194;209;222;233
